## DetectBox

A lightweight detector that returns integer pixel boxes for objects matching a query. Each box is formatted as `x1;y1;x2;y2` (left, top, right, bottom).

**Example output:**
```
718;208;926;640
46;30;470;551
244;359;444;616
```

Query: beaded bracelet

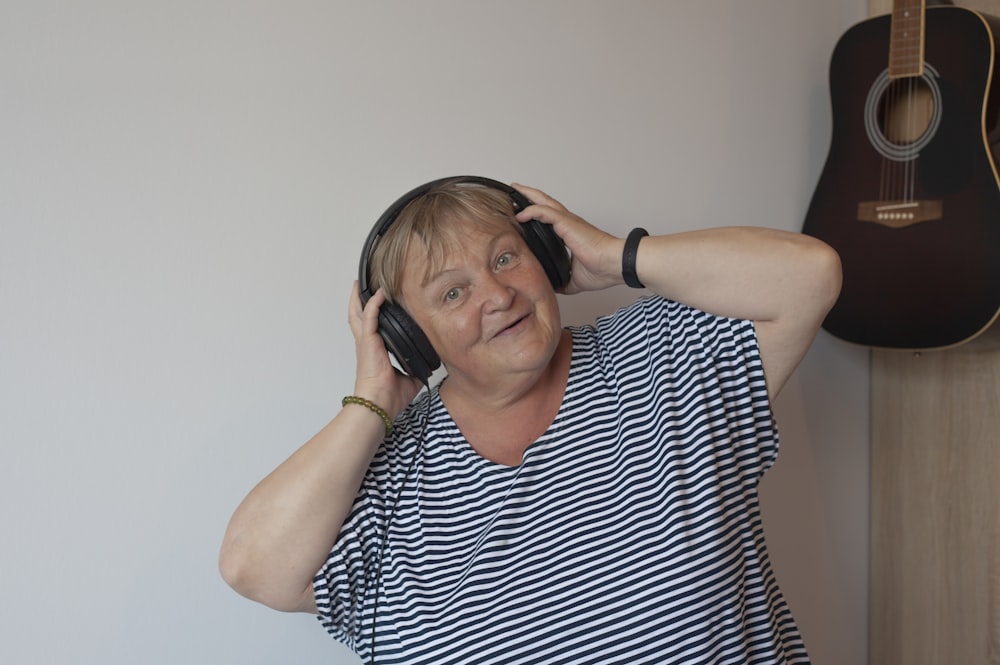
342;395;394;436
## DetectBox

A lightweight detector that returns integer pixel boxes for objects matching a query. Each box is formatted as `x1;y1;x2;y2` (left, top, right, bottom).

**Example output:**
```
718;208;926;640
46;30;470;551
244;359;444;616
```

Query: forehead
372;182;525;303
406;218;523;287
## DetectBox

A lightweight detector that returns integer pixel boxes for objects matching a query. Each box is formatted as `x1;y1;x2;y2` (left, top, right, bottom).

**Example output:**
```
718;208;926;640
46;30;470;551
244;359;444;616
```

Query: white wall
0;2;870;663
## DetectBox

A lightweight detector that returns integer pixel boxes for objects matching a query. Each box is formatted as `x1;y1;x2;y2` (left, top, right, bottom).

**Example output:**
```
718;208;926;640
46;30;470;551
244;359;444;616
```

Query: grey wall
0;2;870;663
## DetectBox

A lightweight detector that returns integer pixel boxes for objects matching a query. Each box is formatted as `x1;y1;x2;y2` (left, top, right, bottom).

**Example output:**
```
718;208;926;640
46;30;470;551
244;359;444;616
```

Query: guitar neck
888;0;925;77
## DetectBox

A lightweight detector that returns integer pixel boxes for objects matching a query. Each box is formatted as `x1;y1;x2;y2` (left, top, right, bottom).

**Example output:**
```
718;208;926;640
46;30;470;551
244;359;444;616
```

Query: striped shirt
314;295;809;664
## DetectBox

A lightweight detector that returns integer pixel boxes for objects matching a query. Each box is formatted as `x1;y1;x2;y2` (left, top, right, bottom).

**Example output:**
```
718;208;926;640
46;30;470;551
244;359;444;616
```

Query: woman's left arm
513;184;842;400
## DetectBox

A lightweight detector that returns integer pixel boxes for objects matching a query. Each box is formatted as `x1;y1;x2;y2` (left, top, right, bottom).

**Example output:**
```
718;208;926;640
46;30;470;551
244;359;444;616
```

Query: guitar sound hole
878;78;935;145
864;66;942;161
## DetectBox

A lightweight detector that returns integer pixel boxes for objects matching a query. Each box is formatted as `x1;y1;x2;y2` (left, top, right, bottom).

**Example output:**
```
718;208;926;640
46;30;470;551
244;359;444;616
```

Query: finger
364;287;384;314
348;281;364;332
513;198;566;229
511;182;568;212
349;282;385;340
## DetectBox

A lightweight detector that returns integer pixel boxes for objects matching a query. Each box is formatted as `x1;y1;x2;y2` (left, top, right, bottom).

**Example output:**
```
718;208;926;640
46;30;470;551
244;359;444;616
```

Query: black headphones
358;175;571;382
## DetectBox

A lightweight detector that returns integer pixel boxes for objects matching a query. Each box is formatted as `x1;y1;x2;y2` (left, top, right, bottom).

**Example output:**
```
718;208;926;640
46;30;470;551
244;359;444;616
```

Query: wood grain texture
872;348;1000;664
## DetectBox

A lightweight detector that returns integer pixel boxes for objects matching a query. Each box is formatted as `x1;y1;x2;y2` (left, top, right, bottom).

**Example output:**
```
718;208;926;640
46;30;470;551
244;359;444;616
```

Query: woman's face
399;223;562;391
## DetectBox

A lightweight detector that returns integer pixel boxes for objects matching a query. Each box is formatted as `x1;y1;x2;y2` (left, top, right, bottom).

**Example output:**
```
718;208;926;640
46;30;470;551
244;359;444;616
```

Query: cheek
446;314;475;338
523;271;559;313
425;309;480;350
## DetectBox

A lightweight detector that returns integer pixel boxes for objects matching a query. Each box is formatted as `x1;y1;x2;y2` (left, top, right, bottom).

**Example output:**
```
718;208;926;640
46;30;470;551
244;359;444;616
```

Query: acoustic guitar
802;0;1000;349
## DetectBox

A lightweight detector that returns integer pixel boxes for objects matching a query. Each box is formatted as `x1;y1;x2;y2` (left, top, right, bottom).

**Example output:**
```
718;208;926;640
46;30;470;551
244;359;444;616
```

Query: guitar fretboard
889;0;925;78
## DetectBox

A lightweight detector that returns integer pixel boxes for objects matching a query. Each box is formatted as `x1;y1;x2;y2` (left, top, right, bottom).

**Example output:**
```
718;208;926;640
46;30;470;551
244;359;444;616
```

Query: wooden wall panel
871;349;1000;665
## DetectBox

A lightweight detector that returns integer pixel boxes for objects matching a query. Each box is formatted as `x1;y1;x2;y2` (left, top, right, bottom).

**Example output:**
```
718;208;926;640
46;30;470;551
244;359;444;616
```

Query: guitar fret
889;0;925;77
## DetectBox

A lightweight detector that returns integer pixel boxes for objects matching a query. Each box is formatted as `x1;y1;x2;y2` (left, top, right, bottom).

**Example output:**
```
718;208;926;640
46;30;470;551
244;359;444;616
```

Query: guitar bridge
858;200;943;228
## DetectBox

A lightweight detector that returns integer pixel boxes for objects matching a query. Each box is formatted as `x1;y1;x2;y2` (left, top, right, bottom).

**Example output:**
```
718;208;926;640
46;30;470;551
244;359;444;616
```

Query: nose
478;270;514;313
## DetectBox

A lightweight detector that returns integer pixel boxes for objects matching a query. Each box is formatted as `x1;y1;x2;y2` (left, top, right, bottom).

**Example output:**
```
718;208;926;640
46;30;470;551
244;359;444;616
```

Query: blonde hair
369;181;523;303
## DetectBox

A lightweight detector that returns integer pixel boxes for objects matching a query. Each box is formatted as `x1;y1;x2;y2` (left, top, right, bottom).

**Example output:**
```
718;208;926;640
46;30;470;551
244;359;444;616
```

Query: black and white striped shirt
315;296;809;664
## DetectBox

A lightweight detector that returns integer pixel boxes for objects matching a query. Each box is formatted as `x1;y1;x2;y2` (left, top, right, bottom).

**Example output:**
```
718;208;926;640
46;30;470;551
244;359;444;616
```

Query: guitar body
803;6;1000;349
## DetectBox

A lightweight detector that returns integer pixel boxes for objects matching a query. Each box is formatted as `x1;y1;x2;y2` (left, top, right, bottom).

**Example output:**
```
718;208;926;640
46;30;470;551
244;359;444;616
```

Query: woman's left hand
511;183;625;295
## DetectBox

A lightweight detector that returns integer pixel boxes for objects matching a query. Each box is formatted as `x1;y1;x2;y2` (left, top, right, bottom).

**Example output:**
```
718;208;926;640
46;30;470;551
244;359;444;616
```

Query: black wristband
622;227;648;288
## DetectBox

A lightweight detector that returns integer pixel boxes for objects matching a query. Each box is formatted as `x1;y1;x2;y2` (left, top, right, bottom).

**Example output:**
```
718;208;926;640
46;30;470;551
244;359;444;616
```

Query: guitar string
906;73;915;205
901;7;919;208
882;72;919;210
882;10;902;203
883;7;923;211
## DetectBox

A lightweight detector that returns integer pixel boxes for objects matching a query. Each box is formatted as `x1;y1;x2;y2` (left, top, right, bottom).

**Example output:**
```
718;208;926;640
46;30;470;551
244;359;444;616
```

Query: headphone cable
367;380;431;665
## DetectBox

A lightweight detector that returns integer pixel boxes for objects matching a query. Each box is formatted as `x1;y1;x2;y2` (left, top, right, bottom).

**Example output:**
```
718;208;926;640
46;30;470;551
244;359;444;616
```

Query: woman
220;177;842;664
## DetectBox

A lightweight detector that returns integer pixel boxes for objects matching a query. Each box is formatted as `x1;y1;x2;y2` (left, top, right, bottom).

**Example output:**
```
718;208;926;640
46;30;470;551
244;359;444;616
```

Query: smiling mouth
494;314;529;338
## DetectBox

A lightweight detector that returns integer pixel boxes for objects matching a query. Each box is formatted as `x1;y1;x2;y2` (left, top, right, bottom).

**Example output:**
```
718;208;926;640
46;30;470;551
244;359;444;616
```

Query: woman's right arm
218;284;422;613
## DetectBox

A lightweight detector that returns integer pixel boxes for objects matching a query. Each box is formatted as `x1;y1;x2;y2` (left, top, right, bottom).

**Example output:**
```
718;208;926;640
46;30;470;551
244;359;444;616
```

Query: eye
495;252;513;269
444;287;462;302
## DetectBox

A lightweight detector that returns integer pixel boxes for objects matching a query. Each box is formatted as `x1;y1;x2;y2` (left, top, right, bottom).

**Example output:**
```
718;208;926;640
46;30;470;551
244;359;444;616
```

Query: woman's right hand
219;283;420;614
348;281;424;419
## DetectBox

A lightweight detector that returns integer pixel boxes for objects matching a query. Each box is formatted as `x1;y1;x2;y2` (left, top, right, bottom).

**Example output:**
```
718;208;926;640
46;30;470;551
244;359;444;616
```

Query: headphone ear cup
376;301;440;383
521;219;572;290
